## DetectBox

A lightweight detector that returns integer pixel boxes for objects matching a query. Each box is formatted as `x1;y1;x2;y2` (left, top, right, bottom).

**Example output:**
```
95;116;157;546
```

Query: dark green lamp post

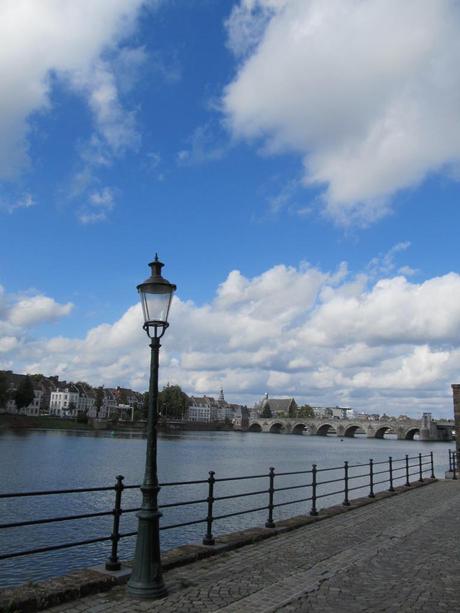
127;255;176;599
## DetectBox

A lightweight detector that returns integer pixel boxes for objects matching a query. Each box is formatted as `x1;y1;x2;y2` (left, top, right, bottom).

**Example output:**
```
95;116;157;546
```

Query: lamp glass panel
139;286;173;324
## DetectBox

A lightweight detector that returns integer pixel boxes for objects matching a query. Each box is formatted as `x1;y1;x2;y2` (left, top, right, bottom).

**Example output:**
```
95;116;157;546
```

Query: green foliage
288;400;298;417
14;375;35;410
261;403;272;418
158;384;189;419
68;401;77;415
0;372;9;408
133;407;144;421
117;388;128;404
298;404;315;418
95;387;104;417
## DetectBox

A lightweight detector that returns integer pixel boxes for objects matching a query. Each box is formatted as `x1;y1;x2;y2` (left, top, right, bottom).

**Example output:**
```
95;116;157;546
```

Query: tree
117;387;128;404
142;392;149;419
14;375;35;411
158;384;189;419
0;372;9;409
261;403;272;418
95;387;104;418
68;401;77;415
298;404;315;418
288;400;298;417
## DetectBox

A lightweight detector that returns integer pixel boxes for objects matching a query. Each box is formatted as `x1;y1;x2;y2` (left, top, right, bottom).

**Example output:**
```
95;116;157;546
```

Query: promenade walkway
48;480;460;612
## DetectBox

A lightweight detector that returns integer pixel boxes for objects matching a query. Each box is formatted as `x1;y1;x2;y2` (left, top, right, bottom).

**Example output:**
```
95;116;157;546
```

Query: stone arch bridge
243;415;453;441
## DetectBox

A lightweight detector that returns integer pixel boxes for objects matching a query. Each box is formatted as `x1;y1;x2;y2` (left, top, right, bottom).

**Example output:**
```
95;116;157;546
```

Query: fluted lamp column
127;254;176;599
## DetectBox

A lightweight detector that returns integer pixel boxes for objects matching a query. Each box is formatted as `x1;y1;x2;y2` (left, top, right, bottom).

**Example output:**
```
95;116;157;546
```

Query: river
0;428;454;588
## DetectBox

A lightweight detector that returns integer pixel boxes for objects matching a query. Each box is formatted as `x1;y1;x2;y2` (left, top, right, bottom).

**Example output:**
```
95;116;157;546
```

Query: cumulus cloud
2;252;460;417
0;0;150;179
223;0;460;225
8;296;73;328
0;286;73;329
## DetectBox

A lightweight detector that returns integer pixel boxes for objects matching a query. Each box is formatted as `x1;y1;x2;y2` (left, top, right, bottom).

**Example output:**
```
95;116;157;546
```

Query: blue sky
1;0;460;417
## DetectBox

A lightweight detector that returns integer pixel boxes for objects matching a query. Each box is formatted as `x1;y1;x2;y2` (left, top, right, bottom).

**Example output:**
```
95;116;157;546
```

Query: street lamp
127;254;176;599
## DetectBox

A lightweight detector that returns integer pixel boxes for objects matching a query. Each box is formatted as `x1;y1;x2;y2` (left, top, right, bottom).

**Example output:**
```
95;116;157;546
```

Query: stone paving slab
40;479;460;613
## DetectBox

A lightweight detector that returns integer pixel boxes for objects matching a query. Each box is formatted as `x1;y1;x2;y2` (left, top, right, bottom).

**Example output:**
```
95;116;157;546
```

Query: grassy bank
0;414;93;430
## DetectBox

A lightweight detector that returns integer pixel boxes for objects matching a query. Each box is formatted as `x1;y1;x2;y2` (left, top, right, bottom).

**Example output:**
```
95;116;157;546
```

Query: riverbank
0;414;234;434
0;414;93;431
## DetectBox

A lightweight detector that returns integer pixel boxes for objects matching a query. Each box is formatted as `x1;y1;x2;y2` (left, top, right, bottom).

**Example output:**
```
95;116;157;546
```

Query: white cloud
0;0;151;179
3;255;460;417
223;0;460;226
77;186;116;223
89;187;115;208
366;242;412;278
177;123;228;166
8;295;73;328
0;336;18;353
0;193;35;214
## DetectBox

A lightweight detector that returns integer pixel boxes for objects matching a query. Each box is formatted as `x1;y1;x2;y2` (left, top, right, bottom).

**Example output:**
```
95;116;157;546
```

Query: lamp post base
127;581;167;600
127;496;167;599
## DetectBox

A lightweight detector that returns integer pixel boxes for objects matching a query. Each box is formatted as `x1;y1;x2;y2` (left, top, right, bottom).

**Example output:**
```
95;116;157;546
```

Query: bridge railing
0;452;434;579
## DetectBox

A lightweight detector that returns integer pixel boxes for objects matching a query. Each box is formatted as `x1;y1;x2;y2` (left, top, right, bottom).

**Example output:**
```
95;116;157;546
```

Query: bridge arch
316;423;334;436
404;427;420;440
374;426;392;439
292;423;307;435
343;424;364;438
248;422;262;433
269;422;286;434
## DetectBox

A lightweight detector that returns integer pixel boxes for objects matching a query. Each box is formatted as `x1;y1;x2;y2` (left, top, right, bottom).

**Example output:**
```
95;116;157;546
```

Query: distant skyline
2;1;460;418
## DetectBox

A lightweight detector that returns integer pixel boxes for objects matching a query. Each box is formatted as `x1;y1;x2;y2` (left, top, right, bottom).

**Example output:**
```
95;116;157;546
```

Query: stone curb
0;478;437;612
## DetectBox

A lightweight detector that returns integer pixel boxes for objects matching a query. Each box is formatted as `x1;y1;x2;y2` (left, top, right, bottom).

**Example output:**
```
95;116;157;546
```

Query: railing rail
0;452;435;570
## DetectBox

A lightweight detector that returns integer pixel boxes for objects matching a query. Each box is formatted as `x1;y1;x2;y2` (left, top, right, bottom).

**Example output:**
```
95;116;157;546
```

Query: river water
0;428;454;588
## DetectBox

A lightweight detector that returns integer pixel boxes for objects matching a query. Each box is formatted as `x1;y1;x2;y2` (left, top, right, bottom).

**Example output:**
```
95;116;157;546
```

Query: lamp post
127;255;176;599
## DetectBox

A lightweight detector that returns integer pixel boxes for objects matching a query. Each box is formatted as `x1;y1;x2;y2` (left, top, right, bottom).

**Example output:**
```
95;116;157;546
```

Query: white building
75;383;96;415
49;388;80;417
187;390;243;424
187;402;217;423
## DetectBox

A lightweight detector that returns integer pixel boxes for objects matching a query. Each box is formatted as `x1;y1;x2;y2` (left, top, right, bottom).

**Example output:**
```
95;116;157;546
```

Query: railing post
265;467;276;528
368;459;375;498
418;453;424;482
430;451;435;479
405;454;410;487
203;471;215;546
453;452;457;480
388;457;395;492
106;475;124;571
448;449;452;472
310;464;318;516
343;461;350;506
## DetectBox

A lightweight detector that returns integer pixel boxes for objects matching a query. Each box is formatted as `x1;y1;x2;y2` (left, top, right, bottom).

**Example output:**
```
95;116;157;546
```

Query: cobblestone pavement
48;481;460;613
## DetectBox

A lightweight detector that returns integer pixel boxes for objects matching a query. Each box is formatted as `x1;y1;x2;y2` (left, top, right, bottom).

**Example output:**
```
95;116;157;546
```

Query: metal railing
448;449;458;479
0;452;435;572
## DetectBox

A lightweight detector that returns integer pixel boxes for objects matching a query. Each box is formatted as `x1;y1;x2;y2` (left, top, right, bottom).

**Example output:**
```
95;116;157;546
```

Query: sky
1;0;460;418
